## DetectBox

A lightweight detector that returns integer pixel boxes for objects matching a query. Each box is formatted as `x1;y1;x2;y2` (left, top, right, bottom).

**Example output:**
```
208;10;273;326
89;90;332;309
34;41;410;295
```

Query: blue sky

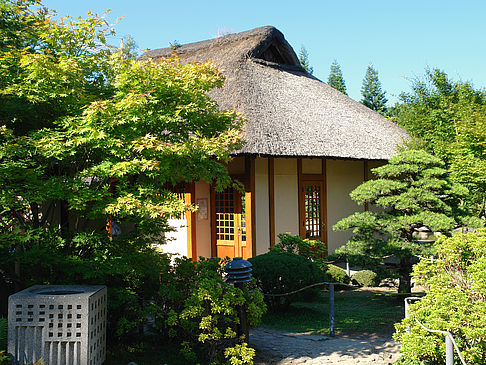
43;0;486;104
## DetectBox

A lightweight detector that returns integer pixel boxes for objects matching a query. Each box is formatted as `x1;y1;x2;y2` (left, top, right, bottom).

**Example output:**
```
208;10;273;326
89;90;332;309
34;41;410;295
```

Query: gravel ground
251;328;401;364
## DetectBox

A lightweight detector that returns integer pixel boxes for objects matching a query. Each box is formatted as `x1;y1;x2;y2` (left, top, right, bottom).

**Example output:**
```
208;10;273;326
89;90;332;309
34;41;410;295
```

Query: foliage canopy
0;0;245;351
393;68;486;217
0;0;242;252
333;149;482;292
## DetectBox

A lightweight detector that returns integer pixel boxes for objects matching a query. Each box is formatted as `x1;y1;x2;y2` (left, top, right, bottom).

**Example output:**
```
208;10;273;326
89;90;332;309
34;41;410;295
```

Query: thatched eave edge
230;152;392;162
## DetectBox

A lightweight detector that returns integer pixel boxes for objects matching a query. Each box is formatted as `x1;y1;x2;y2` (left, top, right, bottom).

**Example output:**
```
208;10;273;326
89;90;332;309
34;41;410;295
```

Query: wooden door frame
210;170;254;258
297;158;328;246
185;182;197;260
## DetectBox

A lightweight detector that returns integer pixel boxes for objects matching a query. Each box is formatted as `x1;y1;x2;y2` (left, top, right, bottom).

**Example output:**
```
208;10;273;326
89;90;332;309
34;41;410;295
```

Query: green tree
327;60;347;95
298;45;313;74
0;0;45;51
395;230;486;364
360;64;388;113
0;3;267;362
0;0;241;304
394;68;486;216
333;150;481;293
119;34;139;60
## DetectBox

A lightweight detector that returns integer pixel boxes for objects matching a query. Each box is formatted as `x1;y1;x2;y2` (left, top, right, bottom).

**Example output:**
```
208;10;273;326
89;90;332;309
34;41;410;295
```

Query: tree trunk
398;255;412;293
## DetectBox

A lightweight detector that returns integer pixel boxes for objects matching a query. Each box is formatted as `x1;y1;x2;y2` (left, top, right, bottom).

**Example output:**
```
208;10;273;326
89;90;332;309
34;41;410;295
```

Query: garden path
251;328;401;364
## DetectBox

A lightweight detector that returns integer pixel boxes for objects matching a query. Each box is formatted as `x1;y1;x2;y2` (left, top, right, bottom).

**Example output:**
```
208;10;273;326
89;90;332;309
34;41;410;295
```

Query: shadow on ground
251;328;400;364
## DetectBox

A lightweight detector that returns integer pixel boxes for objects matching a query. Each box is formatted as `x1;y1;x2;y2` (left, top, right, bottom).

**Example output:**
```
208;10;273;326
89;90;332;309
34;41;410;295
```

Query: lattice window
215;188;235;241
304;185;321;239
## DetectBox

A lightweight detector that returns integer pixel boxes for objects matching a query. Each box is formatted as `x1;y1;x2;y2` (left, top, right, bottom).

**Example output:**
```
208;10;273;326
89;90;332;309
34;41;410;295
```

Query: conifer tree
327;60;347;95
360;64;388;113
334;150;482;293
298;45;313;74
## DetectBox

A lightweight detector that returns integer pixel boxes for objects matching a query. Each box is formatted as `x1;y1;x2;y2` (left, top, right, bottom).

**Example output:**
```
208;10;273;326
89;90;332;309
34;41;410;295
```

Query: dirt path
251;328;401;364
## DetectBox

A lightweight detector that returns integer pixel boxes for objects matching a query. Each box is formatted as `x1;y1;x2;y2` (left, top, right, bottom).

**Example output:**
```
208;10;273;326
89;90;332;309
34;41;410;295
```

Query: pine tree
360;64;388;113
327;60;347;95
334;150;482;293
298;45;313;74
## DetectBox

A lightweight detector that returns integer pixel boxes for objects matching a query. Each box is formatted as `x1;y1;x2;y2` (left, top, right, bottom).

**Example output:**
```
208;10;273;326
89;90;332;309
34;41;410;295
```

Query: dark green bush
0;318;6;351
351;270;379;287
0;227;266;364
325;264;350;284
0;228;168;345
271;233;327;269
0;318;7;365
249;252;327;309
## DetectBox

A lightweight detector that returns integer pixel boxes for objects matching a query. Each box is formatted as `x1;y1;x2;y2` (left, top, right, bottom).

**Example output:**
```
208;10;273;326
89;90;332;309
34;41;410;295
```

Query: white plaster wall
195;181;211;258
163;218;188;257
255;157;270;255
326;160;365;254
274;158;299;242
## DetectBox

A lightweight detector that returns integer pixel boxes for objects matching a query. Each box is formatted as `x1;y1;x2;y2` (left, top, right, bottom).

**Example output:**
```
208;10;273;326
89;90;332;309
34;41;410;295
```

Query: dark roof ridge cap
250;57;306;73
140;26;300;65
246;28;300;66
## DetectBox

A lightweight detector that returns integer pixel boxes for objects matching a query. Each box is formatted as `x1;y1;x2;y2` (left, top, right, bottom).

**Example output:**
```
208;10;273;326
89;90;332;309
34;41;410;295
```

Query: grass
259;288;406;335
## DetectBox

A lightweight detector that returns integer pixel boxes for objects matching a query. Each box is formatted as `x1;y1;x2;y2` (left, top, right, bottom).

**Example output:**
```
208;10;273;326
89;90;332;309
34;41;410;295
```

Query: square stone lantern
8;285;107;365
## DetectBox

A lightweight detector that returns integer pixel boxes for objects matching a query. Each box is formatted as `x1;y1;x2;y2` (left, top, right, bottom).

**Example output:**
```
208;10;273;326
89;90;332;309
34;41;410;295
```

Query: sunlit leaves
0;0;243;237
394;68;486;216
395;230;486;363
333;149;482;292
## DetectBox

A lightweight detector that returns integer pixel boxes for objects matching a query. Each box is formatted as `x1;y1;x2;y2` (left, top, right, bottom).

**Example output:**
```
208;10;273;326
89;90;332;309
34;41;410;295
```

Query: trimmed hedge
351;270;379;287
325;264;350;284
249;252;327;309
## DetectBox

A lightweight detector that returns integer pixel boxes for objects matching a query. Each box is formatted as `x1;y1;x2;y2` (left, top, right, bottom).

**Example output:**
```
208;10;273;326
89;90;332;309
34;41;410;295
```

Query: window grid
304;185;321;239
216;188;235;241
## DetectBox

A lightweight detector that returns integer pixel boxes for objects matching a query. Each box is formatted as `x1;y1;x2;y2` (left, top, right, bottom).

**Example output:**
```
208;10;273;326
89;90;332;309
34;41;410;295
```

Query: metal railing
263;281;342;336
404;297;467;365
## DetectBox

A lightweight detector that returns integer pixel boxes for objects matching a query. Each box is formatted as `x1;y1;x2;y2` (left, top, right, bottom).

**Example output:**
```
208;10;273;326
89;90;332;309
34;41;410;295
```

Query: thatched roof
142;26;408;160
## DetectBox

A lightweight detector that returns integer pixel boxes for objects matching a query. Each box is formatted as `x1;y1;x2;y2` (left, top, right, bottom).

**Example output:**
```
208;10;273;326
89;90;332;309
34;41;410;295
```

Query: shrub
0;317;7;365
325;264;350;284
155;257;266;364
0;352;10;365
394;229;486;364
0;229;169;345
272;233;327;269
249;252;327;309
351;270;379;287
0;229;266;364
0;318;6;351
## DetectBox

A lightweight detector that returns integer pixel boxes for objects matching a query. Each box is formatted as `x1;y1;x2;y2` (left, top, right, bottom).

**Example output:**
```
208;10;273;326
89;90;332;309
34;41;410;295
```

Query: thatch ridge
142;26;409;160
